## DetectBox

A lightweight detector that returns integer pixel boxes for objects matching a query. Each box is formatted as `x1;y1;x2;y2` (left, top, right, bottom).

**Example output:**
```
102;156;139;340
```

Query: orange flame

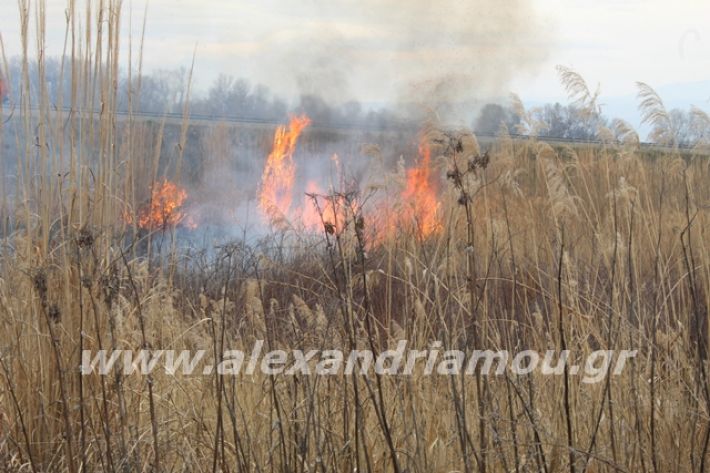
256;117;442;242
125;179;194;230
398;136;441;239
259;115;311;220
302;180;346;232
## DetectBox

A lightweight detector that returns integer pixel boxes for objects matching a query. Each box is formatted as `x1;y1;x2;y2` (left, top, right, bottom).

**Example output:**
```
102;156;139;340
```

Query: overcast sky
1;0;709;116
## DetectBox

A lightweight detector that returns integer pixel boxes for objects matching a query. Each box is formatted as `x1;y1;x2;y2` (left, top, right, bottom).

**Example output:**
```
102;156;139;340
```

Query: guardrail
1;105;702;152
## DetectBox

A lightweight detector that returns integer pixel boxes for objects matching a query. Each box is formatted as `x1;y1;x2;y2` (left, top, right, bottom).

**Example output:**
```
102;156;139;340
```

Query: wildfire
259;115;311;220
126;179;194;230
397;136;441;239
302;180;347;232
256;116;442;242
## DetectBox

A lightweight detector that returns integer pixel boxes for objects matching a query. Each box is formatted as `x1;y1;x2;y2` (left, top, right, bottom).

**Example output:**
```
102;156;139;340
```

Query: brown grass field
1;2;710;472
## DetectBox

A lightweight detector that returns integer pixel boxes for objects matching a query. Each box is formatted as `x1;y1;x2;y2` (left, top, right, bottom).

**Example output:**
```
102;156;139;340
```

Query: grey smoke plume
267;0;551;122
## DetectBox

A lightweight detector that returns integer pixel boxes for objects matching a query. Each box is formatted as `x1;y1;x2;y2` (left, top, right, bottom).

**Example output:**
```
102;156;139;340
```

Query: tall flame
399;136;441;238
256;117;442;242
259;115;311;220
126;179;194;230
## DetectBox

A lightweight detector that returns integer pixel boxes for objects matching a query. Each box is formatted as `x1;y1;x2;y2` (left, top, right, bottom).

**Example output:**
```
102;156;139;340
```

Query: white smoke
265;0;551;121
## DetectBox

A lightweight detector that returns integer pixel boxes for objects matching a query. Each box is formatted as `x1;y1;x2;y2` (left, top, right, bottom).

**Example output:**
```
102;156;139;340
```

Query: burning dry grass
259;115;312;223
2;125;710;472
124;179;194;231
2;2;710;473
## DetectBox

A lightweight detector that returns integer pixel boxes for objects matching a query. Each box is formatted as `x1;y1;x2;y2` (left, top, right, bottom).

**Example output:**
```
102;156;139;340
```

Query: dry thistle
468;150;490;171
100;269;120;309
48;303;61;323
32;269;48;308
76;227;95;249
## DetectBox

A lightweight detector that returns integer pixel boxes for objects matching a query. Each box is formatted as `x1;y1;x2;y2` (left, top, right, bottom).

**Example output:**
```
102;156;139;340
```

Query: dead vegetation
1;2;710;472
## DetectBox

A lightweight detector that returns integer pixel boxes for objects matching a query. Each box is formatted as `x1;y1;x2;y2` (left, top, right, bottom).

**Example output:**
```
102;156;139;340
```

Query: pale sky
1;0;709;117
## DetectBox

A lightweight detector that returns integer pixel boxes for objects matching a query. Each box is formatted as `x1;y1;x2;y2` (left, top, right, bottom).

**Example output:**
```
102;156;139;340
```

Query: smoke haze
266;0;550;121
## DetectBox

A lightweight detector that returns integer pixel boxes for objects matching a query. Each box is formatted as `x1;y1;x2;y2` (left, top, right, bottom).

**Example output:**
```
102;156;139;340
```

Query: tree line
2;57;708;144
